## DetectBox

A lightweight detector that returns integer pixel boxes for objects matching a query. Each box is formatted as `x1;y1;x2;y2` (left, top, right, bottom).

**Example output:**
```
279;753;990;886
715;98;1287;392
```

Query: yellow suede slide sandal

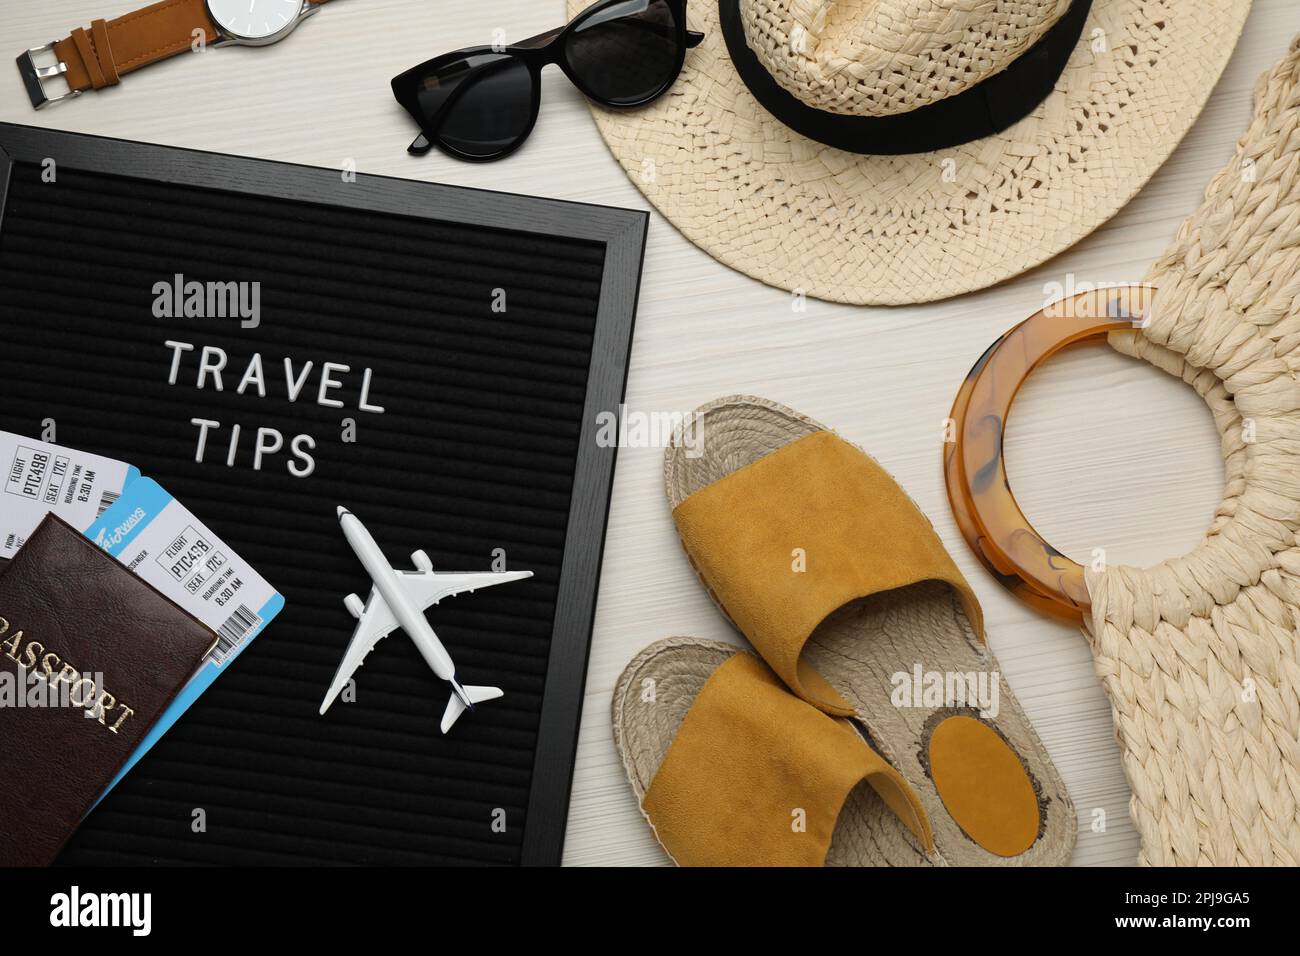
613;637;940;866
664;396;1076;866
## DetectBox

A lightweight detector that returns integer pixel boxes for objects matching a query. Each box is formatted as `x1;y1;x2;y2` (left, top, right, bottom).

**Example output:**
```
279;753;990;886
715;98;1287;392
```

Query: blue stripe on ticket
85;477;284;806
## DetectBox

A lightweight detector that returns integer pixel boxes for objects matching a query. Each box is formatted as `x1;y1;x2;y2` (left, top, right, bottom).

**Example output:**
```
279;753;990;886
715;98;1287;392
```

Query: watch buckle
17;42;81;110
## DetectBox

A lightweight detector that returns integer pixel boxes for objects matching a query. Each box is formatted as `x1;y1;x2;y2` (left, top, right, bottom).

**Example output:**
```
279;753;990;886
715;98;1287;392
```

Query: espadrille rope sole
612;636;942;866
664;395;1077;866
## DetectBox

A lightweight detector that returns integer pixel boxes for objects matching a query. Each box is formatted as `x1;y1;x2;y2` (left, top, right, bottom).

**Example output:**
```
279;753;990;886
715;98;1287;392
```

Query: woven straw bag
1086;36;1300;866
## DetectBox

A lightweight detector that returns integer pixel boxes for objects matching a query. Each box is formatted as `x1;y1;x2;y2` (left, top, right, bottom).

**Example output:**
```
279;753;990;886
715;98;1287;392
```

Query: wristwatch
17;0;334;109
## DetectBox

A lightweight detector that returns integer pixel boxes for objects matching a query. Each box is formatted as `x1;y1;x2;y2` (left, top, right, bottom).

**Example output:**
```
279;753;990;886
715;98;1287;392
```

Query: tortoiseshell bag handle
943;286;1153;623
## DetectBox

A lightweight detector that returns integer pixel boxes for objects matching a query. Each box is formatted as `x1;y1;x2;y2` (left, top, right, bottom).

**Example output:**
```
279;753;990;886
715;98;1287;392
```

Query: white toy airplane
320;506;532;732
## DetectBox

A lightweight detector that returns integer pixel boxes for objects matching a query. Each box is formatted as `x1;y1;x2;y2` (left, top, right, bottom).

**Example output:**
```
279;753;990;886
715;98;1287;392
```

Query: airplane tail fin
440;685;504;733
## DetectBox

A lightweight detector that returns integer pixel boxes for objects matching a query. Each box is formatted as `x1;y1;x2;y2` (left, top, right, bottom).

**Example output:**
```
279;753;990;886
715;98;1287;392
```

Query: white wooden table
2;0;1294;866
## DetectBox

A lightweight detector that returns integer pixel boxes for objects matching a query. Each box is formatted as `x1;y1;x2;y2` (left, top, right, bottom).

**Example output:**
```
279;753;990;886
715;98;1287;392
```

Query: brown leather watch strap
52;0;219;94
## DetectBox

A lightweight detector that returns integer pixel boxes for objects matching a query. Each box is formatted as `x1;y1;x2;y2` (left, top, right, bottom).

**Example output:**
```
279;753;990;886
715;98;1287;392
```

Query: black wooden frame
0;122;647;867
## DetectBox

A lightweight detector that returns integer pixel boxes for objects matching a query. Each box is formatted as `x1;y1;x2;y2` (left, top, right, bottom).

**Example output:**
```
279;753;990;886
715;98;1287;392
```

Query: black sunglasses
391;0;703;162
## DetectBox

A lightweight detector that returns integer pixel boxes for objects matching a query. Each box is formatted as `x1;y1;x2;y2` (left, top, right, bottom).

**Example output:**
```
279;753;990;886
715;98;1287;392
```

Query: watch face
207;0;303;41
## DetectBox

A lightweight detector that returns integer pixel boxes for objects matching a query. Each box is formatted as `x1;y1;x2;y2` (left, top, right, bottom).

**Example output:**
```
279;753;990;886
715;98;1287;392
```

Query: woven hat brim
566;0;1252;305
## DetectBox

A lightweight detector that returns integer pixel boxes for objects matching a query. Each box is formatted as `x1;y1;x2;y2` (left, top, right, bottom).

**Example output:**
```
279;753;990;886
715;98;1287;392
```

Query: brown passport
0;514;218;866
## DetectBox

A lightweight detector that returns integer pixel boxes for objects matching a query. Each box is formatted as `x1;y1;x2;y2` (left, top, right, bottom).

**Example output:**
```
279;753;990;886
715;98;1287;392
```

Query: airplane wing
395;569;533;612
318;587;400;714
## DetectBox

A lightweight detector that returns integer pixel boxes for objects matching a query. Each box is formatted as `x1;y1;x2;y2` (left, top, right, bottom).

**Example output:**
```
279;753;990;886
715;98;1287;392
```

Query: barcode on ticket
211;603;262;666
96;489;120;518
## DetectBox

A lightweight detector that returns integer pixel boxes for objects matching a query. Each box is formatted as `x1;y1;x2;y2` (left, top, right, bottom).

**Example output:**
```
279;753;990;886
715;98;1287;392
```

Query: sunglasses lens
565;0;681;106
416;53;535;158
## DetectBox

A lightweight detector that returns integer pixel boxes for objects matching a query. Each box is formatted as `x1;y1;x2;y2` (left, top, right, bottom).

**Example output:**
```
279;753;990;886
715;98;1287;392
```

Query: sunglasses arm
516;21;703;51
515;26;565;50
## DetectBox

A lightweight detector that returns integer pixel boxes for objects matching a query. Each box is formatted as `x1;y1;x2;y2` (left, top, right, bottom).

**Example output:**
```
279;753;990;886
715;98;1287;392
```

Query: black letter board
0;124;645;866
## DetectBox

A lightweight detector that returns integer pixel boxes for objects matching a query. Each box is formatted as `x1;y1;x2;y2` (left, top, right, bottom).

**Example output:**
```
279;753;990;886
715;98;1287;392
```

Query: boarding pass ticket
0;430;140;559
86;476;284;800
87;477;283;667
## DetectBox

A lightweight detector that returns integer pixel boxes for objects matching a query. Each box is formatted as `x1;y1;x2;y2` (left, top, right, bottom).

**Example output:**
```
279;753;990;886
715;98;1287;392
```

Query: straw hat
568;0;1252;304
